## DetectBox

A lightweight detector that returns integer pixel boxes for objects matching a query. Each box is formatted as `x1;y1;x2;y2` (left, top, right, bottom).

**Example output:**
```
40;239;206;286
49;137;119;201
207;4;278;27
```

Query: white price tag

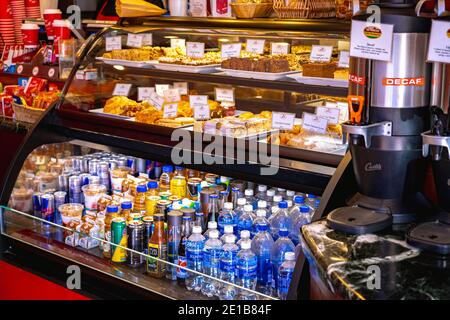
190;95;210;120
137;87;155;101
142;33;153;46
271;42;290;56
105;36;122;51
246;39;265;54
337;102;349;123
427;20;450;64
127;34;143;48
302;112;328;134
171;38;186;49
163;103;178;118
272;112;296;130
310;45;333;63
163;88;181;103
189;0;207;17
350;21;394;62
316;106;341;125
155;84;170;97
112;83;132;96
186;42;205;58
221;43;242;59
215;87;235;103
149;92;164;110
338;51;350;68
173;82;189;95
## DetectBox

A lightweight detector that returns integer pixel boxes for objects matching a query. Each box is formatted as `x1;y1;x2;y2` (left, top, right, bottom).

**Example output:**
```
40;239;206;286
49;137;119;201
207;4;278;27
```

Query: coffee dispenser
327;0;433;234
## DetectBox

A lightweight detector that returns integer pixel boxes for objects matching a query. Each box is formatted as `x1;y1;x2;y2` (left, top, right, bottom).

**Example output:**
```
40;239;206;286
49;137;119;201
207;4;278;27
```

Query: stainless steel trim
342;121;393;148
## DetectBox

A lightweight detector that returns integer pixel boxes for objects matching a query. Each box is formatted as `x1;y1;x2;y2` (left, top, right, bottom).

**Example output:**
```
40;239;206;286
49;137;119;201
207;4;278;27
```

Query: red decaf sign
349;74;366;85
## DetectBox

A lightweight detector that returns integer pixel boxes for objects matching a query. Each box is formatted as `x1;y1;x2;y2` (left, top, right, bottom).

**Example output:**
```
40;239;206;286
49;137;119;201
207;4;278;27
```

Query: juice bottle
159;165;174;192
146;180;159;197
187;169;201;179
120;201;132;221
134;185;147;214
170;175;187;198
174;166;187;180
147;214;168;278
145;182;161;217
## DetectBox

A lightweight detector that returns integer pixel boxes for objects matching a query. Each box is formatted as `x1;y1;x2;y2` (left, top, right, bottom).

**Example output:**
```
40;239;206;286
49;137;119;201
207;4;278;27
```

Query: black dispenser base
407;220;450;255
326;206;392;234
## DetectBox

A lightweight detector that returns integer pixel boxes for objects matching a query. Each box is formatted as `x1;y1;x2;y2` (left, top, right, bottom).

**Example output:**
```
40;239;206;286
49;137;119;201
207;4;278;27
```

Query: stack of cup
11;0;26;44
24;0;41;18
52;19;72;56
0;0;15;52
21;23;40;49
43;8;61;40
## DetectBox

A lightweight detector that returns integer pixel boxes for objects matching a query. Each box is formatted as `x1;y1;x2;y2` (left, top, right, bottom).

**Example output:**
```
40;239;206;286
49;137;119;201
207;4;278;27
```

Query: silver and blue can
53;191;66;225
32;192;43;219
57;173;70;193
88;159;100;176
41;194;55;225
127;157;136;175
118;157;128;168
69;175;82;203
88;175;100;185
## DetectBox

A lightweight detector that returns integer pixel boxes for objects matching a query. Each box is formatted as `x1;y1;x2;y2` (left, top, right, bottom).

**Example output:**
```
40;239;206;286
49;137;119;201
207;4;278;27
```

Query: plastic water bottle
252;209;271;237
244;189;256;209
251;223;274;296
265;189;275;210
305;194;317;210
270;195;283;217
237;230;251;248
234;198;247;219
289;196;305;222
276;188;286;198
235;240;258;300
314;199;320;210
218;202;237;235
271;228;295;292
218;235;239;300
290;205;311;245
256;200;269;218
286;190;296;202
277;252;296;300
159;165;173;191
185;226;205;291
269;201;292;241
255;185;267;201
201;230;223;297
237;205;254;235
204;221;218;240
286;200;293;210
220;225;237;243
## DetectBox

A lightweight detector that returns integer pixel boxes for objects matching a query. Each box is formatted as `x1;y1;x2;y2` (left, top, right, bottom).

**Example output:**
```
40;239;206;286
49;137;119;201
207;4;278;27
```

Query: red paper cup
43;8;61;40
21;23;39;46
24;0;40;7
53;19;72;55
0;3;13;19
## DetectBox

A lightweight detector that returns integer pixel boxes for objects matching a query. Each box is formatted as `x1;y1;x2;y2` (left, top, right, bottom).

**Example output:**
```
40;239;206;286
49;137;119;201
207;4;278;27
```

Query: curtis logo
365;162;382;172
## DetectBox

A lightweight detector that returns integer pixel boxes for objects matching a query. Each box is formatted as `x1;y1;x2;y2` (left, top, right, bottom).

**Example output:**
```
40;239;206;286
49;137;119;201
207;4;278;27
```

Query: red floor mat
0;260;90;300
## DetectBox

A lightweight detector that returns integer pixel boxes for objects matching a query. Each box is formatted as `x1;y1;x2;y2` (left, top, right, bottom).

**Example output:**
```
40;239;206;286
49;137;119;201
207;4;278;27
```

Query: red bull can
41;194;55;225
32;192;43;219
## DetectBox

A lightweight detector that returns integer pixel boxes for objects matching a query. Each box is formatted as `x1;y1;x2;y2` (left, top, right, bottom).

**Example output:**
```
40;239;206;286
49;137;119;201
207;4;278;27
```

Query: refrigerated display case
0;17;351;300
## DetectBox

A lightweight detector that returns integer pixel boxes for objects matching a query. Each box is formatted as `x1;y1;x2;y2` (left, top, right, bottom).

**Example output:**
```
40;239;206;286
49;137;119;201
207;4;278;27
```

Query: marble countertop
301;220;450;300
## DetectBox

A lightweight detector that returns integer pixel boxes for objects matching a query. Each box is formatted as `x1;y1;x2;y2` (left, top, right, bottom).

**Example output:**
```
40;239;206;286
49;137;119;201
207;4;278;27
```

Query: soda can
97;162;111;191
127;220;144;267
145;160;153;176
80;157;90;173
127;212;144;223
158;191;172;200
88;159;100;176
68;175;82;203
79;173;91;187
57;173;70;193
111;217;127;263
187;178;202;201
156;200;172;219
72;156;82;172
118;157;128;168
127;157;136;175
54;191;67;225
88;175;100;185
168;195;181;203
41;194;55;224
32;192;43;219
142;216;154;255
205;173;219;185
108;160;119;171
200;187;216;215
136;158;146;175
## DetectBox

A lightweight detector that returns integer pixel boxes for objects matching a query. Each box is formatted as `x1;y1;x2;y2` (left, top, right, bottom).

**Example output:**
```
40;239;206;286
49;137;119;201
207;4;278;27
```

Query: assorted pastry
102;47;164;61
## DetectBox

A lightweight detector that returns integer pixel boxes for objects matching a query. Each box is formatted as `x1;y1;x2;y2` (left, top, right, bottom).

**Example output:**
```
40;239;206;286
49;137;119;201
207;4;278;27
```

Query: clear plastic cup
82;184;107;212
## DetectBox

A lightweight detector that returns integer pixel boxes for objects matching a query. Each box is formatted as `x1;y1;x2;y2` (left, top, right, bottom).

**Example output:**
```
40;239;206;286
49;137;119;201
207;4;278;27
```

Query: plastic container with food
37;172;58;192
59;203;84;227
10;188;33;214
82;184;107;212
110;166;131;194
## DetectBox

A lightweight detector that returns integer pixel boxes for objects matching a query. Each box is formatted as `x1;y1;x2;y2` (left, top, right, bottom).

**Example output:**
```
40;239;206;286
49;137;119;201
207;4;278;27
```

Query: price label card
163;103;178;118
338;51;350;68
221;43;242;59
106;36;122;51
112;83;132;96
186;42;205;58
171;38;186;48
272;112;296;130
310;45;333;63
173;82;188;95
155;84;171;97
215;87;235;103
302;112;328;134
142;33;153;46
337;102;349;122
127;34;143;48
190;95;210;120
163;88;181;103
137;87;155;101
271;42;290;56
316;106;341;125
427;20;450;64
350;21;394;62
246;39;265;54
149;92;164;110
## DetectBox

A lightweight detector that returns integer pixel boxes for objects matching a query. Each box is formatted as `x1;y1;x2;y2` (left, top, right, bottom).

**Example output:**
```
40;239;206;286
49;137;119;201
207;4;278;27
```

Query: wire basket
12;103;44;124
230;3;274;18
273;0;336;19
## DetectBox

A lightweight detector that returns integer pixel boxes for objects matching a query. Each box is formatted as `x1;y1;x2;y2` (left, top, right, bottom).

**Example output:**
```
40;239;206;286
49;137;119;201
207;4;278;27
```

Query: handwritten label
186;42;205;58
173;82;188;95
190;95;210;120
350;21;394;62
221;43;242;59
163;103;178;118
316;106;340;125
171;38;186;49
142;33;153;46
427;20;450;64
163;89;181;103
106;36;122;51
272;112;296;130
149;92;164;110
302;112;328;134
112;83;132;96
215;87;235;103
127;34;143;48
337;102;349;123
271;42;290;55
338;51;350;68
246;39;265;54
155;84;170;97
310;45;333;63
137;87;155;101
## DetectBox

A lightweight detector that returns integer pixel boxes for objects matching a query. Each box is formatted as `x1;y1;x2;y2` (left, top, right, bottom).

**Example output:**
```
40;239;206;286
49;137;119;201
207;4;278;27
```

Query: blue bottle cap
315;199;321;207
175;166;184;171
279;228;289;237
121;201;132;210
294;196;305;204
162;165;173;173
278;201;288;209
210;194;218;199
300;205;310;213
136;185;147;193
106;205;119;213
307;194;317;199
257;223;269;232
147;181;158;189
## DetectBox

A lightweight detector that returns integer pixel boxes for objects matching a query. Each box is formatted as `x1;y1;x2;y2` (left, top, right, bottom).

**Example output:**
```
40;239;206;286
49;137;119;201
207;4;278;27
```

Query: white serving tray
217;68;298;80
286;73;348;88
151;62;221;73
89;108;134;120
96;57;158;68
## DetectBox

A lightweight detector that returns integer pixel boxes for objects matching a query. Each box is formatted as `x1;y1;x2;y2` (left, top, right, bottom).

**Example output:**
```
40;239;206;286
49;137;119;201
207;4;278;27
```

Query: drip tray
326;206;392;234
407;222;450;255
